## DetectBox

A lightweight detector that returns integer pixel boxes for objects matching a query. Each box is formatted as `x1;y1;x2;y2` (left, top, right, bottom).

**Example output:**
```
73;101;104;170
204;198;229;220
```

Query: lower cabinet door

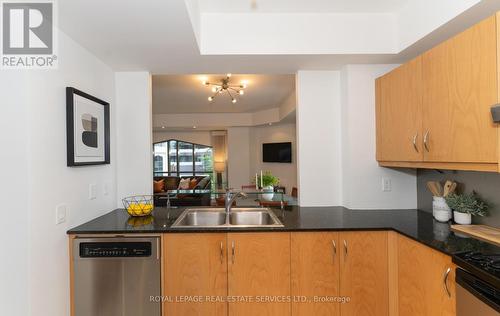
163;233;228;316
291;232;341;316
228;232;291;316
340;231;389;316
398;235;456;316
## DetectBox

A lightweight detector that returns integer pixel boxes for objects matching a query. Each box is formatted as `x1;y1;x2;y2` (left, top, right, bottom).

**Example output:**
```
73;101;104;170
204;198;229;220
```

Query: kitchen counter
67;206;500;257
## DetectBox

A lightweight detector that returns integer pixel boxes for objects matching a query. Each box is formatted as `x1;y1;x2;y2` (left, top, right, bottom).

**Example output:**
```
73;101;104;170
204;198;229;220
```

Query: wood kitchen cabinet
163;233;228;316
422;15;498;165
291;232;340;316
161;231;455;316
376;13;500;172
228;232;291;316
339;231;389;316
376;57;423;162
398;235;456;316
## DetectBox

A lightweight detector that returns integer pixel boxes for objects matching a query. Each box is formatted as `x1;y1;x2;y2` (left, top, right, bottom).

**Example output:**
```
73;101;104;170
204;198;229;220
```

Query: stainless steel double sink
171;207;284;228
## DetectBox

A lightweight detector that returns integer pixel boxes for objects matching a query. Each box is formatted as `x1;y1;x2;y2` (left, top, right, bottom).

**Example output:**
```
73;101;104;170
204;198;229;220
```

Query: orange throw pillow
154;179;165;193
189;178;199;189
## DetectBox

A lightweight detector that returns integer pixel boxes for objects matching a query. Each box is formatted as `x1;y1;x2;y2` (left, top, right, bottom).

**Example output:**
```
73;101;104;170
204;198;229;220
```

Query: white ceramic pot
261;186;275;201
432;197;451;221
454;211;472;225
434;209;451;223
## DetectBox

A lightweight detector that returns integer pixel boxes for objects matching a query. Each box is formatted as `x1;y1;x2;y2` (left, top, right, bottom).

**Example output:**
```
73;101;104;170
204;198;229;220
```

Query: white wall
0;30;118;316
116;72;153;201
340;65;417;209
153;130;212;146
153;107;281;129
296;71;343;206
249;123;297;194
0;72;30;316
201;13;397;54
227;127;251;189
397;0;480;50
279;92;296;120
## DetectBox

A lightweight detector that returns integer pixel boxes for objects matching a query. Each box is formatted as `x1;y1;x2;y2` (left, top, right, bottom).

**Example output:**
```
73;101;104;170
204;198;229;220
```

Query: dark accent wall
417;169;500;226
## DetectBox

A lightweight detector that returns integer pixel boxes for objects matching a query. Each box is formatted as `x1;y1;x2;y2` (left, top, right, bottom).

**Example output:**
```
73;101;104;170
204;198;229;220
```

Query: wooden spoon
443;180;453;197
427;181;441;196
449;182;457;195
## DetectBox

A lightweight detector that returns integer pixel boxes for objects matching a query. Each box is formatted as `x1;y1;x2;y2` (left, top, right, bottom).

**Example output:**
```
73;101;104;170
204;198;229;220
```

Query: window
153;139;213;177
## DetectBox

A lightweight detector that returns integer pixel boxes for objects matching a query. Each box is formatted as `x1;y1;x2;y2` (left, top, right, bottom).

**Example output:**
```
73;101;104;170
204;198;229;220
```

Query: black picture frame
66;87;110;166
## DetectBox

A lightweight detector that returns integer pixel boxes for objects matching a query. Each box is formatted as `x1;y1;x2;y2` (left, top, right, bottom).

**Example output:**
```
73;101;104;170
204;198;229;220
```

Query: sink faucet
225;189;247;215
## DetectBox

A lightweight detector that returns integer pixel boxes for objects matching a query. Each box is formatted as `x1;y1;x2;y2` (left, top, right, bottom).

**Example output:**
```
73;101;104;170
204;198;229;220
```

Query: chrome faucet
225;189;247;215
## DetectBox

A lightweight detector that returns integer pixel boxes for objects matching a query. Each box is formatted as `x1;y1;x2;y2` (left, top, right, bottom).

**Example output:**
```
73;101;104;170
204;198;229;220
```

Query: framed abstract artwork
66;87;110;166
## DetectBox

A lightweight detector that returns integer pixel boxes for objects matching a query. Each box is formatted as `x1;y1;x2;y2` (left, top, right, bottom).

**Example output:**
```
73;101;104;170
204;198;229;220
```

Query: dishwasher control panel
79;241;152;258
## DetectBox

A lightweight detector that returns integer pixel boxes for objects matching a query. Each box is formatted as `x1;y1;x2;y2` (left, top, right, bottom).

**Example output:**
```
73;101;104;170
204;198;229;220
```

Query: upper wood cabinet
376;57;423;162
397;235;456;316
376;13;500;172
422;15;498;164
228;232;291;316
163;233;228;316
339;231;389;316
291;232;340;316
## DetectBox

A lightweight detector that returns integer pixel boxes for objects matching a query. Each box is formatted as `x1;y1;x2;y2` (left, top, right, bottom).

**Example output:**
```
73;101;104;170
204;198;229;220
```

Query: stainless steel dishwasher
72;236;161;316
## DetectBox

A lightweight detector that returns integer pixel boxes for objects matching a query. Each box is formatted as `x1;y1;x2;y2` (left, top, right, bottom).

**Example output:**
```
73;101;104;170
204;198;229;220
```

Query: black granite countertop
67;206;500;257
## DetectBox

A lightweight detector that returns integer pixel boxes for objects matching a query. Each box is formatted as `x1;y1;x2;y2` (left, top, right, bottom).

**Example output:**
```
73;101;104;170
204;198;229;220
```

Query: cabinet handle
332;240;336;262
412;133;419;152
423;130;430;152
443;267;451;298
231;241;235;264
343;240;348;260
220;241;224;264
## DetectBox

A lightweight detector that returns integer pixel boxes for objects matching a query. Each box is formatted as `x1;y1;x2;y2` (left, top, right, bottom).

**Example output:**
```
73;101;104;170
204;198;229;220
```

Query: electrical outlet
103;183;109;196
89;183;97;200
382;178;392;192
56;204;67;225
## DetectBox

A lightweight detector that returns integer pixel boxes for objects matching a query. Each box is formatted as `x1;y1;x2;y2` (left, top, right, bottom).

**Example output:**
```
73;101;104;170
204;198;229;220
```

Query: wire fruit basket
122;195;154;217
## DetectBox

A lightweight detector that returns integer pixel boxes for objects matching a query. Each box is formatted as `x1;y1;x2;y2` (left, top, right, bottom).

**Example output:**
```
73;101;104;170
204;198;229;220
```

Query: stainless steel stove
453;251;500;316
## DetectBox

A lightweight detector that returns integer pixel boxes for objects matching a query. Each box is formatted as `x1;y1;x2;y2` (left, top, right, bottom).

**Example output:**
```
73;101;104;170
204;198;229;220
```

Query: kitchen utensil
427;181;439;196
443;180;453;197
427;181;443;197
435;181;443;196
449;182;457;195
451;225;500;246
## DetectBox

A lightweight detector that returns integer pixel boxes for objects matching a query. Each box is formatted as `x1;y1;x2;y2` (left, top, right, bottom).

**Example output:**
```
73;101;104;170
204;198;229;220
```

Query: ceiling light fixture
202;74;247;104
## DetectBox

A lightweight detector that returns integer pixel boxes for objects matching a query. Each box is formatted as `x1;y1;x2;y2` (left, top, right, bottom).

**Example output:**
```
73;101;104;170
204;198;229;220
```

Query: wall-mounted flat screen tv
263;142;292;163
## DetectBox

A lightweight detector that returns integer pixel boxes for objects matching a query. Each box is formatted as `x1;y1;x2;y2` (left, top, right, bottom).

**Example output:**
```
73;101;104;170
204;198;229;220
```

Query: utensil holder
432;196;451;222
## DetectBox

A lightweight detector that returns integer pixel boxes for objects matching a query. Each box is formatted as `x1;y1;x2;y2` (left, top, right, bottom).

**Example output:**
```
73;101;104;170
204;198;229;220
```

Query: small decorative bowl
122;195;154;217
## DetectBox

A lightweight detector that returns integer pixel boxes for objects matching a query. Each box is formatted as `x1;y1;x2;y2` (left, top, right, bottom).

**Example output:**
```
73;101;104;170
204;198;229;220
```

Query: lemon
127;202;153;216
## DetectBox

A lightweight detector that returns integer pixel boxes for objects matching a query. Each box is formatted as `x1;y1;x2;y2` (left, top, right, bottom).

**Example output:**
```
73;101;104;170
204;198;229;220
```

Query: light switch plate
56;204;67;225
103;182;109;196
382;178;392;192
89;183;97;200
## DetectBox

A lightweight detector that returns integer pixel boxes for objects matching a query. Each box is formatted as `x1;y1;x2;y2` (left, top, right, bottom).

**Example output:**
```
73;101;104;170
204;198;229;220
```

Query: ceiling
199;0;409;13
57;0;500;74
153;74;295;114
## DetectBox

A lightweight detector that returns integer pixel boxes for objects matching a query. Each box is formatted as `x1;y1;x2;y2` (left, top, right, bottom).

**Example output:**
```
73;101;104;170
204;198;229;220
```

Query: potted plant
445;192;489;225
256;171;280;201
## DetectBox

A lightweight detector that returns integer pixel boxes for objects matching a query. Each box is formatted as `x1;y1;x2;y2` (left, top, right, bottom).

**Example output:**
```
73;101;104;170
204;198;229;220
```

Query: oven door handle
456;268;500;313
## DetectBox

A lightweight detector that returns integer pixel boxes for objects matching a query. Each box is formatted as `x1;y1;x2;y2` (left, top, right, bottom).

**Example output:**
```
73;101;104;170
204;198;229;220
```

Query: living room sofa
153;175;211;207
